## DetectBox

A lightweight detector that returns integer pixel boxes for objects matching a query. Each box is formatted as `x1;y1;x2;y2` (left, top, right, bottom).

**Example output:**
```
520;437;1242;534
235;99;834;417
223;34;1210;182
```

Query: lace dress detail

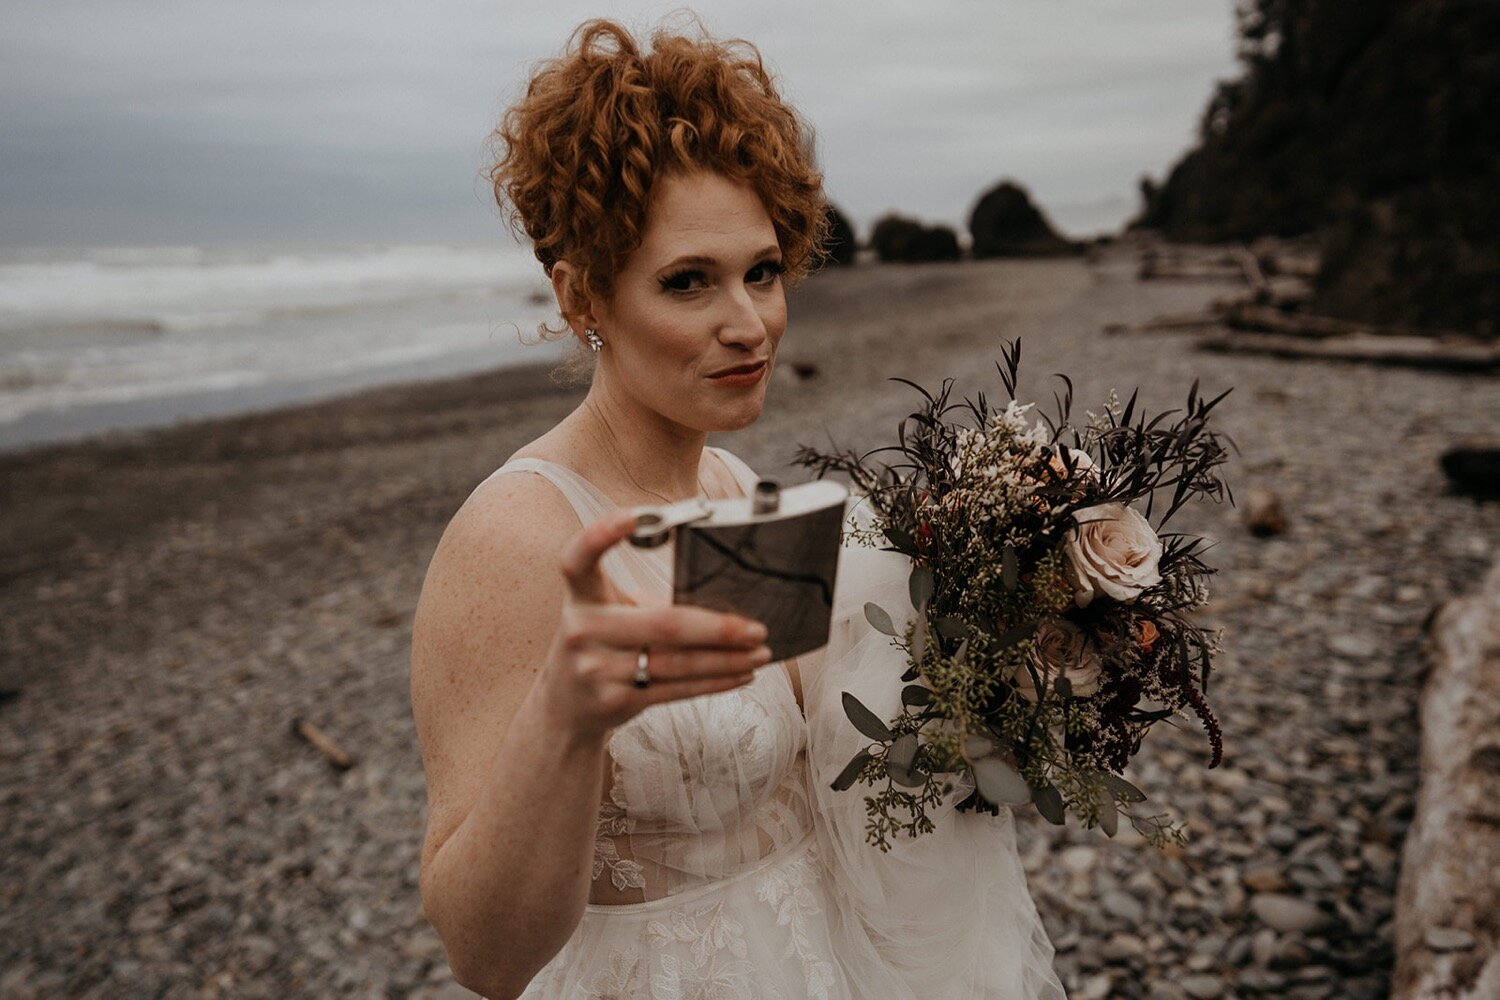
468;447;1067;999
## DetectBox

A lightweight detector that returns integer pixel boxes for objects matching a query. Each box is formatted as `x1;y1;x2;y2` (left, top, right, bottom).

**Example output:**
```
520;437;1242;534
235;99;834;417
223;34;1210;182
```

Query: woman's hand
535;508;773;739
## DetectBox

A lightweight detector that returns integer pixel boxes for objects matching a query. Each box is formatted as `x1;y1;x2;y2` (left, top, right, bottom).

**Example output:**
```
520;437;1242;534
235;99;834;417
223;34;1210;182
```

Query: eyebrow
658;245;782;270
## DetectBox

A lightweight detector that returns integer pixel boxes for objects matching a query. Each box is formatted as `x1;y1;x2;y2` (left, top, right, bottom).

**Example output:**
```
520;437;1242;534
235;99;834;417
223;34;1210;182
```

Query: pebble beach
3;242;1498;998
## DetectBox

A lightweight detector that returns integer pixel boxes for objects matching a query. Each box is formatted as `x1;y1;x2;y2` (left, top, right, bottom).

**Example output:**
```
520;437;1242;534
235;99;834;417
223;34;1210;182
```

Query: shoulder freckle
450;472;583;579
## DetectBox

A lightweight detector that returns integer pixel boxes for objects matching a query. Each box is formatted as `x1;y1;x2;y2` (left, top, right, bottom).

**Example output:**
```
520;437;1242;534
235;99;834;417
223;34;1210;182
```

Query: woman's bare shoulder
431;467;581;593
412;468;583;673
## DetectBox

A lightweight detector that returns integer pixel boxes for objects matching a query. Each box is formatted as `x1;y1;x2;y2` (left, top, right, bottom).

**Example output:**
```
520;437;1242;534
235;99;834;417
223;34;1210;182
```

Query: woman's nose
716;282;769;347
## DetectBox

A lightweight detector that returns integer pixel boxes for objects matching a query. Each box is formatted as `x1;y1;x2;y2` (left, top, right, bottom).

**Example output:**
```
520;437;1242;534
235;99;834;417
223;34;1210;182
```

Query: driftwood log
1225;304;1377;339
1139;261;1244;283
1133;243;1497;372
292;717;357;770
1392;556;1500;998
1196;330;1500;372
1232;246;1270;302
1127;312;1222;333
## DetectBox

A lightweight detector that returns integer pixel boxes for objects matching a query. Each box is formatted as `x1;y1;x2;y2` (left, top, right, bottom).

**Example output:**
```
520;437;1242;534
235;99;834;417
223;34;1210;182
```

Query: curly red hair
488;17;828;333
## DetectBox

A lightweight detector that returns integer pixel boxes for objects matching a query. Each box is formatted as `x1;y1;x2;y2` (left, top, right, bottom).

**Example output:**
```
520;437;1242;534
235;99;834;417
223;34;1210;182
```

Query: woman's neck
568;384;709;505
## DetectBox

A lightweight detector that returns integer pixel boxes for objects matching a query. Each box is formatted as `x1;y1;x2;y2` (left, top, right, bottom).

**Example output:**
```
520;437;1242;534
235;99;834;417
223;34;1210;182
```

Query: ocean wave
0;242;545;337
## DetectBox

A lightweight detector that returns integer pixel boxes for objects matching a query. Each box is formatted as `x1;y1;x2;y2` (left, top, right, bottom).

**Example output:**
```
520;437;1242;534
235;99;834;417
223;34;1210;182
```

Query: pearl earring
584;328;604;352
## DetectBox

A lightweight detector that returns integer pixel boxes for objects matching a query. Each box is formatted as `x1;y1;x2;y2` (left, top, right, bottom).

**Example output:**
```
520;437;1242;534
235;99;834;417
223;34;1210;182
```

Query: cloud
0;0;1237;244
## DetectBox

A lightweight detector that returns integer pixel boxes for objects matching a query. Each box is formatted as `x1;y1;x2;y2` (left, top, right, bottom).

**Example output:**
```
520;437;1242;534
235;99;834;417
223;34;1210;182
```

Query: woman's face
588;170;787;433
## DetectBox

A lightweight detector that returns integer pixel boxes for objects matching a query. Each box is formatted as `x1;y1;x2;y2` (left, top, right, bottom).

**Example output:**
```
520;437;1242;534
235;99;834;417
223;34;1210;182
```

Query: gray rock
1223;935;1253;967
1327;634;1378;659
1101;889;1146;924
1250;893;1330;933
1101;933;1146;962
1424;926;1477;951
1267;825;1300;850
1180;974;1226;999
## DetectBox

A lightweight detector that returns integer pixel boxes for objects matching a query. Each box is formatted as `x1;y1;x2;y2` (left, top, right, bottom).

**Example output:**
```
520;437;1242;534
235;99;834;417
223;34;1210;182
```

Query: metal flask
627;479;849;662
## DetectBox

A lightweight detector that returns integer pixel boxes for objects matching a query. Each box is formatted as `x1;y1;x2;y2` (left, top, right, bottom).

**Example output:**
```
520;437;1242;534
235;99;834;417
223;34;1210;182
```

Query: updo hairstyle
488;16;828;347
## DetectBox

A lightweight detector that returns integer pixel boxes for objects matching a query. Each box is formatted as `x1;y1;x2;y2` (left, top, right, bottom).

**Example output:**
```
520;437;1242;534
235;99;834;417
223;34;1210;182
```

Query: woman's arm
412;477;601;998
411;475;770;998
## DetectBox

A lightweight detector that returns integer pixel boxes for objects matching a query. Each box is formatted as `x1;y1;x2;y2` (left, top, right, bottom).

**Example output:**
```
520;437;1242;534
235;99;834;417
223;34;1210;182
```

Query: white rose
1062;502;1163;608
1052;445;1096;476
1013;618;1102;701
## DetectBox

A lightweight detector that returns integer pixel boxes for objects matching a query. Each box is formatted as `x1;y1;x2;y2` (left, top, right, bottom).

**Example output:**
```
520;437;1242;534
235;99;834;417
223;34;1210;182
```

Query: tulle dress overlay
472;447;1066;1000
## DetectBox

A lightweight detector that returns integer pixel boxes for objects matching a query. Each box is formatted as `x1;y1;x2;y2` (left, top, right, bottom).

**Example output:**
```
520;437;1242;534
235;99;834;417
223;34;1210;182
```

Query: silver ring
632;648;651;689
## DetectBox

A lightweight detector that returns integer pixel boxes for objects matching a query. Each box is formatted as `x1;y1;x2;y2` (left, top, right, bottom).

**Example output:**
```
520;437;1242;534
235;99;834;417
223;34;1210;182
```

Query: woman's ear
549;261;599;344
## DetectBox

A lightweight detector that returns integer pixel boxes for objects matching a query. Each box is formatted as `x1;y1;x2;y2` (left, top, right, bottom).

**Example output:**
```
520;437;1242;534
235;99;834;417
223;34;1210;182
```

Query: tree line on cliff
1134;0;1498;335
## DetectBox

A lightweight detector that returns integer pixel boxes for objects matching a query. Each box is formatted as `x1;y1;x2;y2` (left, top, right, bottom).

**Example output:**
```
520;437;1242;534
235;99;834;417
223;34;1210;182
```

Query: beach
3;244;1499;998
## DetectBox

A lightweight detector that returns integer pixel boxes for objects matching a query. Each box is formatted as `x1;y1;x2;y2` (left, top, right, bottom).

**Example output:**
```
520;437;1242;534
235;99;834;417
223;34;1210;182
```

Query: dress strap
472;458;669;598
473;457;618;523
468;447;762;597
708;446;761;497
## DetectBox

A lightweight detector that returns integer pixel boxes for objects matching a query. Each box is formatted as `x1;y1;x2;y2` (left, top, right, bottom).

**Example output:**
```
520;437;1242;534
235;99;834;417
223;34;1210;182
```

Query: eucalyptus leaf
888;733;918;771
1001;545;1019;591
954;638;970;665
901;684;932;707
864;602;896;636
971;755;1031;806
934;617;968;640
1099;792;1119;837
900;664;920;682
884;526;918;554
1102;773;1148;803
1054;675;1073;699
1032;782;1066;825
831;749;872;792
842;691;893;741
886;761;928;788
908;565;934;612
911;609;928;664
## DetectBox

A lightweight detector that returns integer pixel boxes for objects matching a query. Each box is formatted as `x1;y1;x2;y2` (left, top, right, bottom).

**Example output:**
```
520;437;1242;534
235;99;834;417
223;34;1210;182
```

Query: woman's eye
750;260;785;284
660;269;706;293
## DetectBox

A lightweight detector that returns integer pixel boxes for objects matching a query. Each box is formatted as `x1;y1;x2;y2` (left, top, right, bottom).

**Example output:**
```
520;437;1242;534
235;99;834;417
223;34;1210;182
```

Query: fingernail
746;622;768;642
752;646;772;663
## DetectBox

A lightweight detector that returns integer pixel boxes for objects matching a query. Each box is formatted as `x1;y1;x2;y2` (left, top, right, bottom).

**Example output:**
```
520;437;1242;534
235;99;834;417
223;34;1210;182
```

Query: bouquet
795;339;1235;850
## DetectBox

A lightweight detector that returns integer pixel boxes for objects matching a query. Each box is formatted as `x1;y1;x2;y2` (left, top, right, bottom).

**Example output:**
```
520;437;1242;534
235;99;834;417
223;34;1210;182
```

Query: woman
410;17;1066;1000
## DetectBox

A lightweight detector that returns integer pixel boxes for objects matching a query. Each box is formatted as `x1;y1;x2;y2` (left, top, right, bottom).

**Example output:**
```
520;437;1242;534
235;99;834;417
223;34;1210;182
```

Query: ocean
0;242;570;451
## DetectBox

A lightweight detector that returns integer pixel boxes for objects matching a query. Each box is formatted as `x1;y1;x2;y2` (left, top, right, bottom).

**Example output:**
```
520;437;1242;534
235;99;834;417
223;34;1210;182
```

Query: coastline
4;247;1498;997
0;342;569;455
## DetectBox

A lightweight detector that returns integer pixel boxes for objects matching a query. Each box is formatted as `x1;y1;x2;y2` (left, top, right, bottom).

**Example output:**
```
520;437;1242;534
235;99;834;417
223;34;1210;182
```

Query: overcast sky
0;0;1239;248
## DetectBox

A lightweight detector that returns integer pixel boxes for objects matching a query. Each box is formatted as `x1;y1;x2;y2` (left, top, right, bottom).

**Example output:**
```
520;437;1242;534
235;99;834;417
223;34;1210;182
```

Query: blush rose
1013;618;1102;701
1062;502;1163;609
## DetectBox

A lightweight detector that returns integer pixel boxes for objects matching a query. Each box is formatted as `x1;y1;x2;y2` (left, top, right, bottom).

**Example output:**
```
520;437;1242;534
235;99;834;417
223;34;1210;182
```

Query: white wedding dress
475;447;1066;1000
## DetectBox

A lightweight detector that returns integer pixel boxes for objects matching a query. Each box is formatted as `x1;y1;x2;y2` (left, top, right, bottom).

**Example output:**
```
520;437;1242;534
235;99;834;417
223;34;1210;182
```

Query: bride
410;16;1067;1000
